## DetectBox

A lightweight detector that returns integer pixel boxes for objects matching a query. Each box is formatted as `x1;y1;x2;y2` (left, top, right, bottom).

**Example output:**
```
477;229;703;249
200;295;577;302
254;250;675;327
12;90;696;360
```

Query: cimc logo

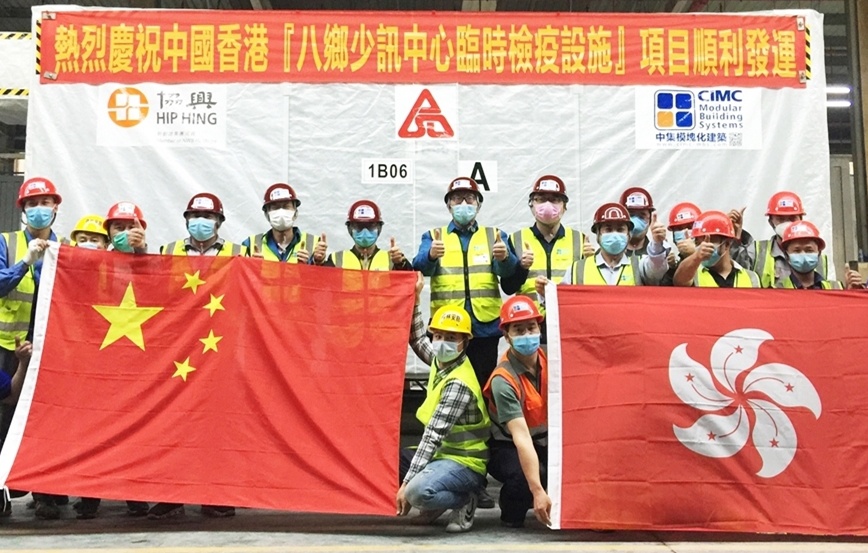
654;90;694;131
107;87;149;128
698;89;743;102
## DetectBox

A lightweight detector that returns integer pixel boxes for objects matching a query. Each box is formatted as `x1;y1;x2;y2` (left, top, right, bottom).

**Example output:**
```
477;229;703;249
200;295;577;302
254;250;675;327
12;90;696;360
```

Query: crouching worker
484;296;552;528
397;306;490;533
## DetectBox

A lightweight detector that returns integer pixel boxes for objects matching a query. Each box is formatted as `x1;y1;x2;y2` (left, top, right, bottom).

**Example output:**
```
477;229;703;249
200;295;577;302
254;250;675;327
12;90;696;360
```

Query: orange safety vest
483;349;548;445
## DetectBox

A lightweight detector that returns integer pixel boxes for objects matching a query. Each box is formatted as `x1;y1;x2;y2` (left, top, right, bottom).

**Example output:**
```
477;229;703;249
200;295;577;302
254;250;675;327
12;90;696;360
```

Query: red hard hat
691;210;735;239
766;191;806;216
620;187;655;212
346;199;383;224
529;175;568;202
444;177;483;204
104;201;147;230
185;193;225;221
17;177;62;208
667;202;701;230
591;203;633;233
263;183;300;210
780;220;825;251
499;295;544;331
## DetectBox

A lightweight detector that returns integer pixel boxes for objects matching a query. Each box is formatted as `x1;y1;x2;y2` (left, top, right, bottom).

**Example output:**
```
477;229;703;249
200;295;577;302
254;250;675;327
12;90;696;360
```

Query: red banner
39;10;805;87
551;286;868;535
0;246;414;515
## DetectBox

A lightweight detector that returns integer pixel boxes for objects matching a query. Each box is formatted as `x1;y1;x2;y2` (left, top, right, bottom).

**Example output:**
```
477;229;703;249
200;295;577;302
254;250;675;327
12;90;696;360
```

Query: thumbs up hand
296;239;310;263
128;216;146;249
649;213;666;245
388;236;405;266
520;241;534;269
313;233;328;264
251;243;263;259
728;207;747;240
582;239;596;258
14;335;32;365
428;228;445;260
492;232;508;261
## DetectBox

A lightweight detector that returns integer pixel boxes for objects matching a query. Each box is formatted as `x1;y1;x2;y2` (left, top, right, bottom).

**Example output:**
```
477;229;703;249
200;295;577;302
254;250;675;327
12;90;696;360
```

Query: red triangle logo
398;89;455;138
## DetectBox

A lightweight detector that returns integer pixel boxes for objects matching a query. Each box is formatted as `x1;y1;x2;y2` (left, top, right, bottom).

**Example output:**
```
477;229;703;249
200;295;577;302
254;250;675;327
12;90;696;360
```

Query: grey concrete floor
2;496;868;552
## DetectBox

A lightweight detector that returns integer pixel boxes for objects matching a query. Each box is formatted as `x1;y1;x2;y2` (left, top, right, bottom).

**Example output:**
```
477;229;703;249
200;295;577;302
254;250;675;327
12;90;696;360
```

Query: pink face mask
534;202;562;224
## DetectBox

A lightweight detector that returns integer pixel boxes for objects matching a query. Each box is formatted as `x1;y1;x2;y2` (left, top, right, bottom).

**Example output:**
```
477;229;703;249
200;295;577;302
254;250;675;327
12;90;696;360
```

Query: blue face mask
701;244;722;268
352;228;378;248
432;340;461;364
789;252;819;274
600;232;628;255
25;206;54;230
511;333;541;356
630;216;648;237
112;231;133;253
673;230;690;243
78;242;100;250
188;217;216;242
452;204;477;226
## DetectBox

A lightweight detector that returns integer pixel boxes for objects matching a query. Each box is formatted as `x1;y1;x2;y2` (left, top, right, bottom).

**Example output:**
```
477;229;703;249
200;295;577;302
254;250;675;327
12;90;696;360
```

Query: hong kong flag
0;244;414;515
546;285;868;535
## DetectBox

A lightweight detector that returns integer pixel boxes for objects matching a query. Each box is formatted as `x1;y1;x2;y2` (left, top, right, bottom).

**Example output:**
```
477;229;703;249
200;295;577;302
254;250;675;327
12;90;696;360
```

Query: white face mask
774;222;790;238
269;208;295;232
431;340;461;363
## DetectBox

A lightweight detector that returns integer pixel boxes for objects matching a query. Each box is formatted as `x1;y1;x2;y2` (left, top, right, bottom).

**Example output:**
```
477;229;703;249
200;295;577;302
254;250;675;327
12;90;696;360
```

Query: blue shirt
412;221;518;338
0;370;10;400
0;229;60;298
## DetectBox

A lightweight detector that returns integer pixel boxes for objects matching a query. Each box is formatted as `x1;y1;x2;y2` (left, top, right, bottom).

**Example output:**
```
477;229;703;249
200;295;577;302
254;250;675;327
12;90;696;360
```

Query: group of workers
0;173;863;529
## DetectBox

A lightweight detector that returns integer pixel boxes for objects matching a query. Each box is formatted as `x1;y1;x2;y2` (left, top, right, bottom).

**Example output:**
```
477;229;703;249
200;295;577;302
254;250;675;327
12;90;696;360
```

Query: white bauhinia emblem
669;329;821;478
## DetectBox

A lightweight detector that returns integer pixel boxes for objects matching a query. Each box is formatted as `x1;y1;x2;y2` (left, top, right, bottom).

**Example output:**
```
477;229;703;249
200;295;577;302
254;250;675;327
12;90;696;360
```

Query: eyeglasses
531;194;565;205
448;193;478;205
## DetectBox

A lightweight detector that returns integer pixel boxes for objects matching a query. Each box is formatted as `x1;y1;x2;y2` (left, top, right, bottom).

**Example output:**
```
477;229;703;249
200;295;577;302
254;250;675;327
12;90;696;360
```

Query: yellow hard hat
71;214;108;240
428;306;473;336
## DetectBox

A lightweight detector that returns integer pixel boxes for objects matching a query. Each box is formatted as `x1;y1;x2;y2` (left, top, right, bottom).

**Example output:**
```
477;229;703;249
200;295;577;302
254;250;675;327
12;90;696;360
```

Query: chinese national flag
547;285;868;535
0;245;415;515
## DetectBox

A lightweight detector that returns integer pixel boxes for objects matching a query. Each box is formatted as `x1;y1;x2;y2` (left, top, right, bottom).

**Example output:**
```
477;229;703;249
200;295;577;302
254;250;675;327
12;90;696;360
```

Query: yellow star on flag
92;283;163;351
200;330;223;353
204;294;225;317
172;357;197;382
182;271;206;294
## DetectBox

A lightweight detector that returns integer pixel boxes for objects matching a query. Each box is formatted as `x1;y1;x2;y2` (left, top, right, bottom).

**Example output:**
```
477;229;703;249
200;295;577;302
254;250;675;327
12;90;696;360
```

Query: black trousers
487;439;548;524
465;335;500;388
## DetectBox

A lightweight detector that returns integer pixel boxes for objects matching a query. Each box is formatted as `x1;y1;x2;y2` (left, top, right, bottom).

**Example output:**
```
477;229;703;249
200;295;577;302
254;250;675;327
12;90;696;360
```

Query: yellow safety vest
511;227;585;297
777;277;843;290
416;356;490;475
329;249;391;271
430;226;502;323
568;256;641;286
695;266;761;288
755;239;828;289
247;232;315;263
161;240;246;256
0;232;35;350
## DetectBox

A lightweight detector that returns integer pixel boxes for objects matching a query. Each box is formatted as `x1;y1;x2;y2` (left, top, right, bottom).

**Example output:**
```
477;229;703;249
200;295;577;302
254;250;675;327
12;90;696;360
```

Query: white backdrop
23;8;831;372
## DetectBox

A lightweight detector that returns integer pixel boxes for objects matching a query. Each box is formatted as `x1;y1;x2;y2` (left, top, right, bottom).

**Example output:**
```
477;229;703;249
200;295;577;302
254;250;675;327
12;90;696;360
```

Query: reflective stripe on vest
569;256;641;286
430;226;501;323
778;277;843;290
695;267;761;288
331;249;391;271
483;350;548;447
249;232;314;263
755;239;829;288
0;231;35;349
162;240;245;257
512;227;585;297
416;356;490;475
